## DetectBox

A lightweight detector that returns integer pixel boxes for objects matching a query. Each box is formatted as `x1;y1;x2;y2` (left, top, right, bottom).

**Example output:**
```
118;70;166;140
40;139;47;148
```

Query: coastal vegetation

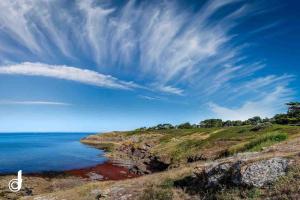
83;123;299;169
137;102;300;131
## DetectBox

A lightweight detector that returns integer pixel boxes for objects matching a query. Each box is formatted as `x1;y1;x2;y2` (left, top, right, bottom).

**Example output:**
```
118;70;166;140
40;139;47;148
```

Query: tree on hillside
247;116;262;125
135;127;147;131
158;124;174;129
262;118;271;123
287;102;300;118
177;122;193;129
273;102;300;125
223;120;233;127
200;119;223;128
222;120;243;127
147;123;175;130
273;114;289;124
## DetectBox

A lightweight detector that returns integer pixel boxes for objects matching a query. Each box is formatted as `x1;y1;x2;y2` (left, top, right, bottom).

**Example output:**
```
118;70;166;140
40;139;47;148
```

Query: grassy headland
81;125;300;167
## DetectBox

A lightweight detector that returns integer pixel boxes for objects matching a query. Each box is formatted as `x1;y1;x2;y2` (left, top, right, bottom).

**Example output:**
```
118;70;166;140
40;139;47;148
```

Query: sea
0;132;107;174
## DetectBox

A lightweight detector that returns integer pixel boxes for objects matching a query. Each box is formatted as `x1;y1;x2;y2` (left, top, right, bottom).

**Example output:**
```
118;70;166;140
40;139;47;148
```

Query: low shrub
267;165;300;199
160;178;175;189
251;122;273;131
245;132;287;151
228;132;288;154
139;185;173;200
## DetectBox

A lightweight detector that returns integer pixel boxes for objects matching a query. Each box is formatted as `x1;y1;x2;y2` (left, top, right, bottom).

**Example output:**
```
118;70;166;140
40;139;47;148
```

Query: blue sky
0;0;299;132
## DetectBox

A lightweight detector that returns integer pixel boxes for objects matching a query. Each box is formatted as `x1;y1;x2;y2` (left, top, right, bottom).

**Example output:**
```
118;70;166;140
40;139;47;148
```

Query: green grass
246;132;288;151
160;178;175;189
214;187;262;200
157;125;299;162
89;125;300;164
158;128;218;143
228;132;288;154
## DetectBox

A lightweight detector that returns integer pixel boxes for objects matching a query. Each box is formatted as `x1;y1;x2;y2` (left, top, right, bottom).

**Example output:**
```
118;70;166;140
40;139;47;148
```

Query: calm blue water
0;133;107;174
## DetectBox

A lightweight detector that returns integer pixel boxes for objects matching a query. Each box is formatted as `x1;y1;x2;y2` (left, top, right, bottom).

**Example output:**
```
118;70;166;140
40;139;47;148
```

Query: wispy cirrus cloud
0;0;295;107
155;85;184;96
138;95;160;101
243;74;294;90
224;74;295;100
0;1;271;94
0;100;71;106
209;86;293;120
0;62;141;90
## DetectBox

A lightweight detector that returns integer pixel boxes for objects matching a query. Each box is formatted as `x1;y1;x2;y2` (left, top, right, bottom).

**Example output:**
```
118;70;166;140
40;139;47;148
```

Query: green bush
228;132;288;154
139;185;173;200
243;132;288;152
200;119;223;128
160;178;174;189
177;122;193;129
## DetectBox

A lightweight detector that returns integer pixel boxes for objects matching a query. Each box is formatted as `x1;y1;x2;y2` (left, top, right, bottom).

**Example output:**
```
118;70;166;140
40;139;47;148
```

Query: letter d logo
9;170;22;192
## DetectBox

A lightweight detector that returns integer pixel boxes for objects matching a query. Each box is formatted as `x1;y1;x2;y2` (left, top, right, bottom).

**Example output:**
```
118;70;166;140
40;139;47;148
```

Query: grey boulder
238;157;289;187
197;157;289;188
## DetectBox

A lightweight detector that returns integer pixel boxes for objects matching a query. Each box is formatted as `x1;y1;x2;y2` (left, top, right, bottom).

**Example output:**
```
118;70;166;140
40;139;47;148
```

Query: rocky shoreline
81;132;298;188
81;133;171;175
0;160;139;200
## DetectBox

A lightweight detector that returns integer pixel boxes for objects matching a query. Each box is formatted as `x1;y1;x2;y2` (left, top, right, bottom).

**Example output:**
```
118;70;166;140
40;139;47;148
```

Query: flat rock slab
239;157;289;187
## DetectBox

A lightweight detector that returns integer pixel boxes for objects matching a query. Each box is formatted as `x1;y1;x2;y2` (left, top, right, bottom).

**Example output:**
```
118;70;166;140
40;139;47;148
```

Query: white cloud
0;100;71;106
0;62;140;90
0;0;267;95
243;74;294;90
137;0;234;84
0;1;41;53
209;86;293;120
0;0;294;100
223;74;295;100
138;95;160;101
156;85;184;96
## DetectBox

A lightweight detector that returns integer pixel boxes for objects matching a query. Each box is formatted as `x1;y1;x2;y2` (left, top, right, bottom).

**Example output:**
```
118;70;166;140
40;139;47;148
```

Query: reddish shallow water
66;162;139;180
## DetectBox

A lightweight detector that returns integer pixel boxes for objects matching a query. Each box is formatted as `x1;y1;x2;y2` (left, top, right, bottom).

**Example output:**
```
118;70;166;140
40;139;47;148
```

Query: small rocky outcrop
236;157;289;187
187;154;206;163
117;142;170;175
204;162;232;188
195;157;290;188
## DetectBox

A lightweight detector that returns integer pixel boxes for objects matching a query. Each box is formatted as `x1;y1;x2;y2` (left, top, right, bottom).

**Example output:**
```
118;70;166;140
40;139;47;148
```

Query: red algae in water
66;162;139;181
